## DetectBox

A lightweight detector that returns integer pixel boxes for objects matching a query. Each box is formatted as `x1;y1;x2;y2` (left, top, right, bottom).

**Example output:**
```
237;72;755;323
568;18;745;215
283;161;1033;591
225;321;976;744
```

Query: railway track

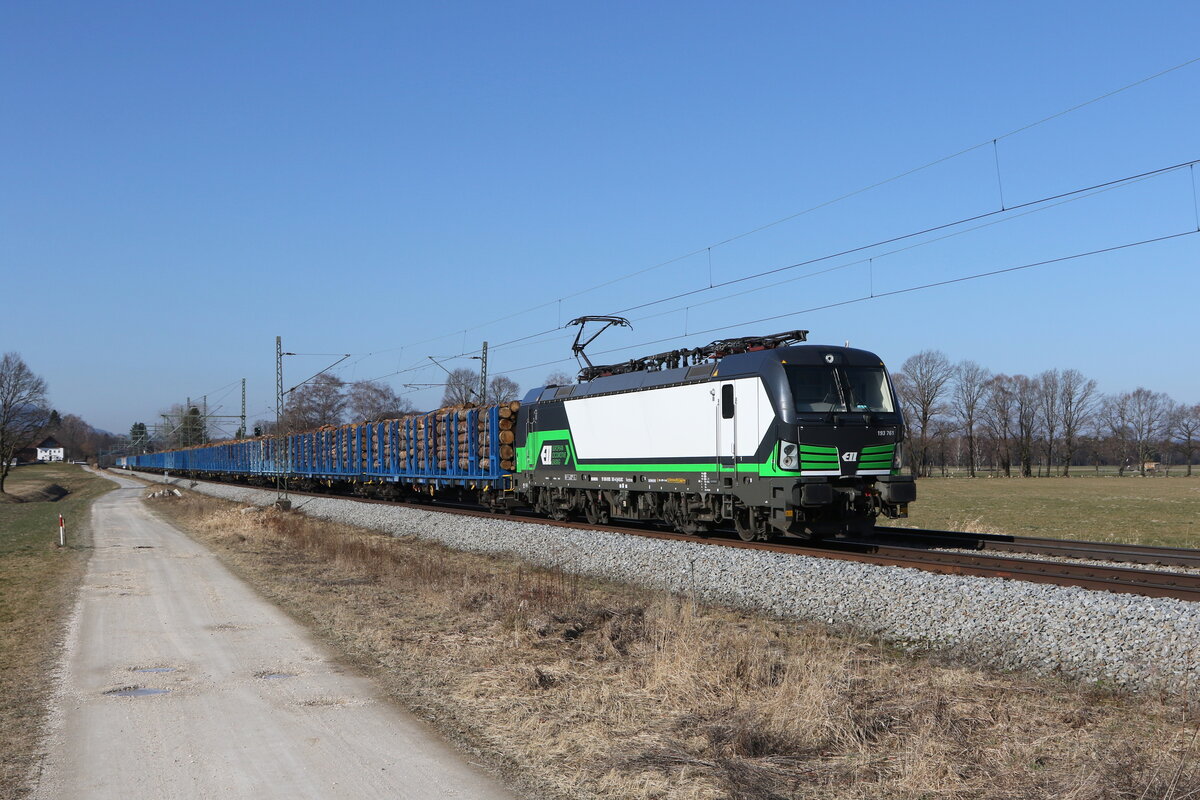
871;526;1200;568
142;472;1200;603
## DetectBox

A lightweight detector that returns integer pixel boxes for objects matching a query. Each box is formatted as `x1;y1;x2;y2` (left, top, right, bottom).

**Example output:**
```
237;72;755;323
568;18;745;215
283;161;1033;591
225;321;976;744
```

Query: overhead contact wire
606;158;1200;318
357;159;1194;386
484;228;1200;379
355;56;1200;360
634;168;1166;325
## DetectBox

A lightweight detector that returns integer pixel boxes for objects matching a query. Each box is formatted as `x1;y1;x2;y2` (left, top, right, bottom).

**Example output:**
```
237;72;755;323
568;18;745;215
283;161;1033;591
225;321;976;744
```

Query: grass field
149;486;1200;800
882;476;1200;547
0;463;115;799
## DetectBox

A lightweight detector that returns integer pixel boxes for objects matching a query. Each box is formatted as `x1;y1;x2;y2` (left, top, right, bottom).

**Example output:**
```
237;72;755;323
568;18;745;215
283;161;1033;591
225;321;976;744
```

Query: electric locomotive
513;330;914;540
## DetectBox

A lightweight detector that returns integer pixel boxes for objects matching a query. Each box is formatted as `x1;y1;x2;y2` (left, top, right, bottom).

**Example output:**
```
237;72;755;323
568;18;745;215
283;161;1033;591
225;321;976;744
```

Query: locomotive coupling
794;482;834;507
875;475;917;505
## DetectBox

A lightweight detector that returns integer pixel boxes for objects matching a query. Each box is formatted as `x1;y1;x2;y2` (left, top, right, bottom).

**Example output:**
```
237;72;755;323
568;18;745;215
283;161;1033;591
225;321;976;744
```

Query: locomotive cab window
785;366;846;413
842;367;896;413
721;384;735;418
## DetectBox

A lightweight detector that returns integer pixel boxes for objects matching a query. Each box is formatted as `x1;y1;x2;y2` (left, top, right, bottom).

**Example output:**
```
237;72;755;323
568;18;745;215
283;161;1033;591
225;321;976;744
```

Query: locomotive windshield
842;366;895;413
785;365;896;414
786;366;847;412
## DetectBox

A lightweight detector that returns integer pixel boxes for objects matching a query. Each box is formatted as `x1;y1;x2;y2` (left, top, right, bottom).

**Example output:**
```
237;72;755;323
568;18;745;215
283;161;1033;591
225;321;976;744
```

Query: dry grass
152;488;1200;800
0;464;114;799
882;477;1200;547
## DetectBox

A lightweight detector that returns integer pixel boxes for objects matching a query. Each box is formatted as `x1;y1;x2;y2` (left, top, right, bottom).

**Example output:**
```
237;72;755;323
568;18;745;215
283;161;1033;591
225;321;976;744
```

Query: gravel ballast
133;471;1200;693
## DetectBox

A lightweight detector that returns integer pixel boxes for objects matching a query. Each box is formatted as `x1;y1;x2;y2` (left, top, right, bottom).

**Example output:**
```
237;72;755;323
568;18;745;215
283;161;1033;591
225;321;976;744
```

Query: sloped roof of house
37;437;63;449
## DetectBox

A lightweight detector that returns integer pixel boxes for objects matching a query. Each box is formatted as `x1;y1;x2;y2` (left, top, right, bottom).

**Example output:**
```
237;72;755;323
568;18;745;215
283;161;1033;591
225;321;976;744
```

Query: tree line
0;352;121;492
132;370;528;450
893;350;1199;478
267;371;522;434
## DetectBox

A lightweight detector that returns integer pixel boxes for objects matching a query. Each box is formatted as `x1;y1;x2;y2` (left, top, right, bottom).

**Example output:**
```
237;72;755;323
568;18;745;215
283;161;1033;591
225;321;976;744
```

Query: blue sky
3;1;1198;435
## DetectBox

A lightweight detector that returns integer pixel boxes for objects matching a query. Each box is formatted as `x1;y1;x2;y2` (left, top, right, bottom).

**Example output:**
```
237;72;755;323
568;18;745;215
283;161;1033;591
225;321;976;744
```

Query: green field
882;475;1200;547
0;463;116;798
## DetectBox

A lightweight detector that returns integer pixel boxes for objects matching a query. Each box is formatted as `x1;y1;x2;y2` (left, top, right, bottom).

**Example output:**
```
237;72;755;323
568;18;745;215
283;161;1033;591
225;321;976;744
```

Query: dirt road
32;474;518;799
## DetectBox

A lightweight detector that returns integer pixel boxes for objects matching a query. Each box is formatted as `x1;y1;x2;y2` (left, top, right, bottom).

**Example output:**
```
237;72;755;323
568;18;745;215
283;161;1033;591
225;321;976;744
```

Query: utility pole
240;378;246;439
275;335;289;507
478;341;488;406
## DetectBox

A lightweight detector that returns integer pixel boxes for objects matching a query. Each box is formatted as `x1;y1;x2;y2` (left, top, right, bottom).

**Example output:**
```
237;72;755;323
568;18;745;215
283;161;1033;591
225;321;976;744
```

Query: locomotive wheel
583;498;609;526
734;507;761;542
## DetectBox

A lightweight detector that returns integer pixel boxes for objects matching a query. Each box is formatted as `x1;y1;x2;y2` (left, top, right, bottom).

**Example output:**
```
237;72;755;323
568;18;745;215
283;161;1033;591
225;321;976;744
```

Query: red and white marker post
58;514;65;547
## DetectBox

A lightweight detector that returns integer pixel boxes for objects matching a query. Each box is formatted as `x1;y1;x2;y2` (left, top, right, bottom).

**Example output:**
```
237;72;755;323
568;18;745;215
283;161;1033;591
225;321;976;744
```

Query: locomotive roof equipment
575;328;809;382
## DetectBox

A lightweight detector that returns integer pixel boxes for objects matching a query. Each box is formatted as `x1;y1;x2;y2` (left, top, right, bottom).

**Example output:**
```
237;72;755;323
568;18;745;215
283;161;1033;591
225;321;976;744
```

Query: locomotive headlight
779;442;799;471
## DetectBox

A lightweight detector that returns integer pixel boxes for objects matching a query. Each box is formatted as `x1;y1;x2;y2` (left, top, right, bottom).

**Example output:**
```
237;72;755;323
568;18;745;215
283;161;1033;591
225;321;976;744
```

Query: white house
36;437;65;462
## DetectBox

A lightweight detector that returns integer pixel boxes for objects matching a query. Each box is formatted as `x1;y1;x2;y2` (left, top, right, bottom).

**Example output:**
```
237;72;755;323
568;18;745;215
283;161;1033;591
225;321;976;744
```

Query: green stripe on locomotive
517;430;896;477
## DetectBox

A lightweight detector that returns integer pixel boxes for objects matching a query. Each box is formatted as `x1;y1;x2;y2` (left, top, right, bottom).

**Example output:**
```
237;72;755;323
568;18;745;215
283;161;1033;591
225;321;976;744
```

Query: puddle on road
104;686;170;697
256;672;295;680
132;667;176;674
133;545;154;549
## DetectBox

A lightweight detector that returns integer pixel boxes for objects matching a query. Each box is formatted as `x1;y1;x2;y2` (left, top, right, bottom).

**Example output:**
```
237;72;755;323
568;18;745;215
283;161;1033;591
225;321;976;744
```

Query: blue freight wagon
118;404;516;503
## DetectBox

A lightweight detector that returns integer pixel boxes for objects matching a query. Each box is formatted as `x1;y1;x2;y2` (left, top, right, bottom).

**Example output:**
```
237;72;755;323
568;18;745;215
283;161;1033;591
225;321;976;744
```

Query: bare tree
1124;387;1172;475
1057;369;1097;476
0;353;51;493
980;374;1016;476
440;368;479;407
543;370;575;387
951;360;991;477
884;347;1181;477
53;413;114;461
1036;369;1061;476
1098;393;1134;475
283;373;346;431
488;375;521;404
1170;402;1200;476
1012;374;1041;477
894;350;954;477
346;380;413;422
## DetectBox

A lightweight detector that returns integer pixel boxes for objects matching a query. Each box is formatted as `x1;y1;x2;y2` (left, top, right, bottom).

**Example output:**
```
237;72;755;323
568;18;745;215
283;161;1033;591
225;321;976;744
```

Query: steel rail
873;526;1200;568
133;471;1200;602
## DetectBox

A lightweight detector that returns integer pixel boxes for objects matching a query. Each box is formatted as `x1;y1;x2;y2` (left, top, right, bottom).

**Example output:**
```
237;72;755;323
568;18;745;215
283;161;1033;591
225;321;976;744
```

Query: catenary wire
206;56;1200;413
235;226;1198;424
420;166;1162;366
605;158;1199;319
479;229;1200;380
621;166;1171;326
357;155;1198;383
349;55;1200;359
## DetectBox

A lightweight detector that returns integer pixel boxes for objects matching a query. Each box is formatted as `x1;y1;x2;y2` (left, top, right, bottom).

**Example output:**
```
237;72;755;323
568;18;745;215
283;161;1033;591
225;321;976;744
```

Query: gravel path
134;471;1200;693
36;471;518;800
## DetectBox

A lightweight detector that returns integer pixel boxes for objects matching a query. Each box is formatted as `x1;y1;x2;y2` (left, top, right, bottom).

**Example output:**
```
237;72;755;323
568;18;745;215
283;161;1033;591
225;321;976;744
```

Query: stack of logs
433;401;519;472
315;401;520;474
343;401;520;474
496;401;518;472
